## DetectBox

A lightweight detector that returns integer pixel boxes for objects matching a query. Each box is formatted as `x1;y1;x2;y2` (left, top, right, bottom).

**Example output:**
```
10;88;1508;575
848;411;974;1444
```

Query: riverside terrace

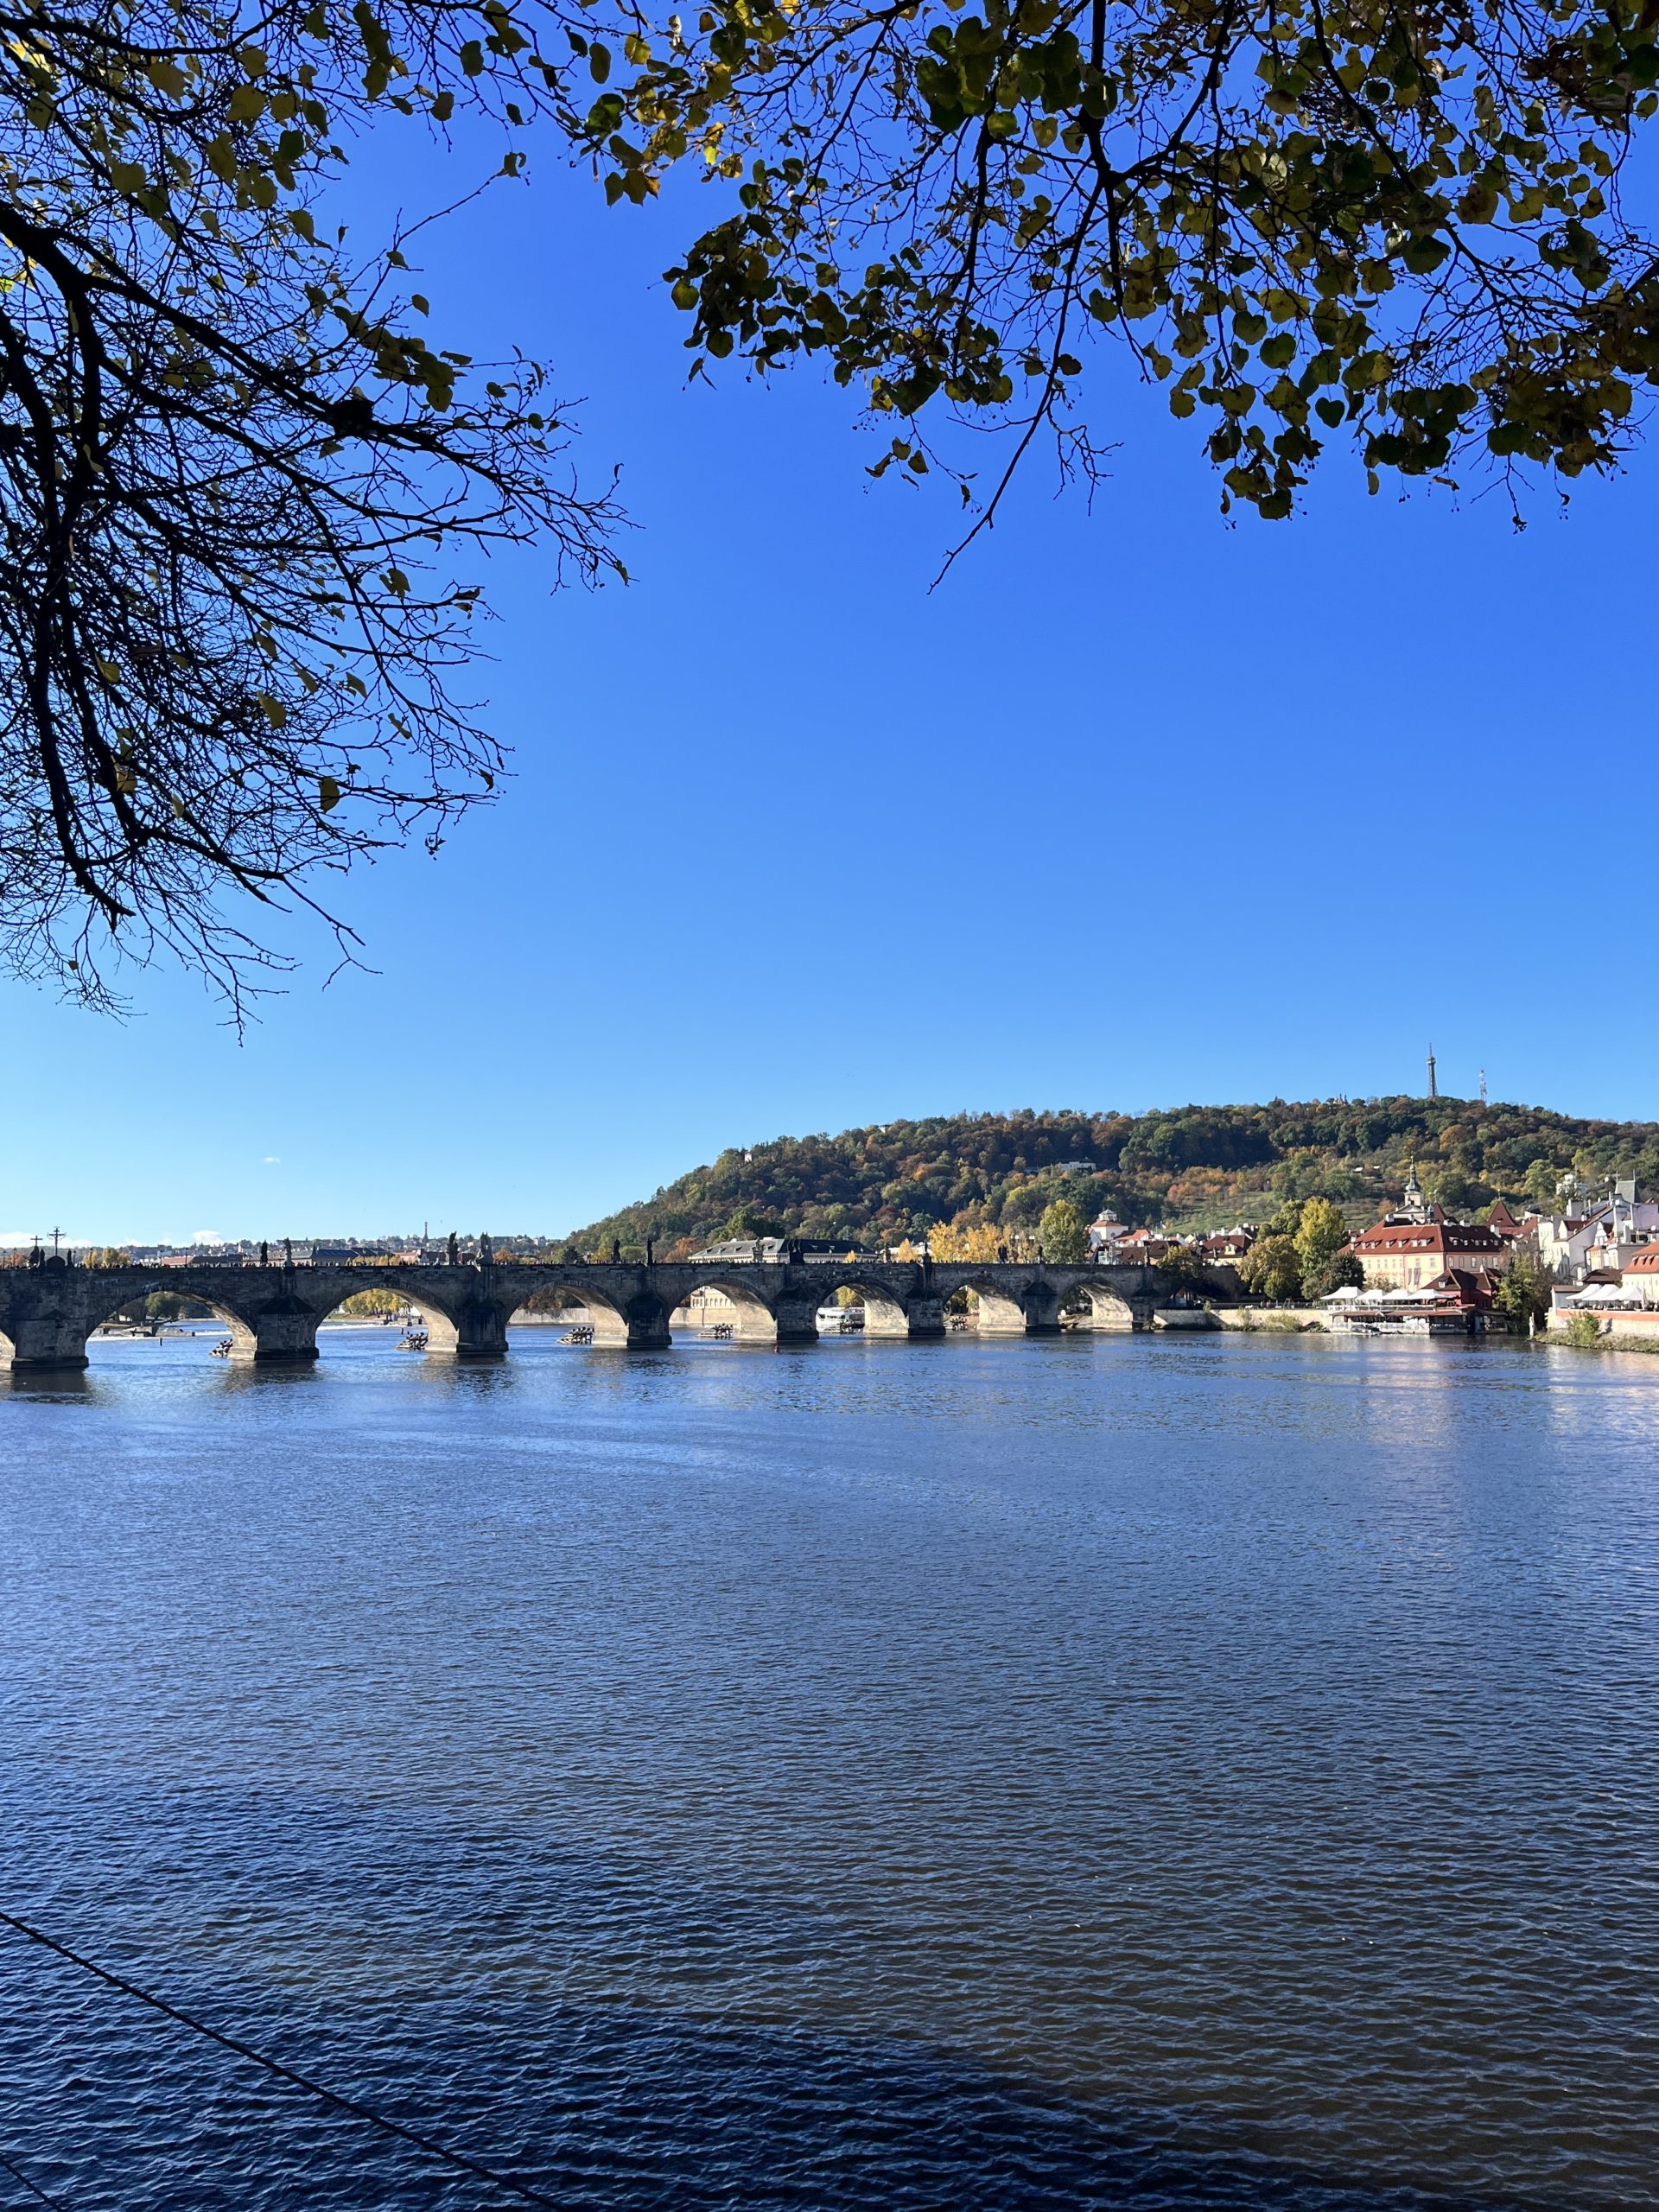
0;1254;1237;1370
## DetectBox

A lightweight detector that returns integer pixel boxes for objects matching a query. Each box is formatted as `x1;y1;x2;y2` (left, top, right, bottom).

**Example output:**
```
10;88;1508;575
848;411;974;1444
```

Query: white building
1532;1182;1659;1282
1087;1210;1135;1255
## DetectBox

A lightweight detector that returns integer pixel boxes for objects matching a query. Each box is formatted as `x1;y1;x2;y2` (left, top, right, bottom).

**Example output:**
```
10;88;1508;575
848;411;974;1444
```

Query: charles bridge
0;1252;1233;1371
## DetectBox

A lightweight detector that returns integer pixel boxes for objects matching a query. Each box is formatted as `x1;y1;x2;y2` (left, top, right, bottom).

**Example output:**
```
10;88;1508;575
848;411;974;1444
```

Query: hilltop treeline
565;1100;1659;1258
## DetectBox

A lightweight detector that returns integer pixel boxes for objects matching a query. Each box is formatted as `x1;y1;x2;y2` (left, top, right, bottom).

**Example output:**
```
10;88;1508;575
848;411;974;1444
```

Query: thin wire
0;1910;564;2210
0;2147;70;2212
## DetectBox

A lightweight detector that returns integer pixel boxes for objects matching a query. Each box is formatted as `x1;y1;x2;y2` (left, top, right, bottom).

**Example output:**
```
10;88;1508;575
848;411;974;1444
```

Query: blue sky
3;125;1655;1245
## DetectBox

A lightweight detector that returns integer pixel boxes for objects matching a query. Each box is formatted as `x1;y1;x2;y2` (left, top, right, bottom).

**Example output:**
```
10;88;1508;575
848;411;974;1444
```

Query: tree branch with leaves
0;0;621;1015
586;0;1659;534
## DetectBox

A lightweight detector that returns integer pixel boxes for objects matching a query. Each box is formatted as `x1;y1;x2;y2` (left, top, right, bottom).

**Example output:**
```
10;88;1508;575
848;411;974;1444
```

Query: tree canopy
598;0;1659;533
1038;1193;1090;1259
8;0;1659;1004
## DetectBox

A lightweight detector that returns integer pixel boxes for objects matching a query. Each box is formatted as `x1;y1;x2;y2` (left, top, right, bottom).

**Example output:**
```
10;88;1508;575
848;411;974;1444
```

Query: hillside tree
1039;1194;1090;1260
1294;1195;1354;1292
1237;1231;1303;1301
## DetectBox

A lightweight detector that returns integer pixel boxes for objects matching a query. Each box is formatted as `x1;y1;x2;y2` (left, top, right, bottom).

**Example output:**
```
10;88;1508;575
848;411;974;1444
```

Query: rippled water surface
1;1328;1655;2211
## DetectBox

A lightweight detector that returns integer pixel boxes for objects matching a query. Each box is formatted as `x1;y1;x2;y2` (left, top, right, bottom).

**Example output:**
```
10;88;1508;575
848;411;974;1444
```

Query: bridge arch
507;1281;632;1345
315;1279;467;1357
1063;1281;1137;1332
807;1274;912;1340
86;1278;265;1362
949;1275;1040;1336
668;1274;791;1344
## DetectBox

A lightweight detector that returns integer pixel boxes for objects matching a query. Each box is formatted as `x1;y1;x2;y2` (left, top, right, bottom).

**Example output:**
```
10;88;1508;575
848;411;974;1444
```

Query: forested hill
565;1100;1659;1259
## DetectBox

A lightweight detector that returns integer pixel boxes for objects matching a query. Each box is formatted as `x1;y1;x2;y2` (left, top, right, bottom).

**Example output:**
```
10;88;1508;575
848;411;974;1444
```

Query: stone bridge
0;1256;1231;1372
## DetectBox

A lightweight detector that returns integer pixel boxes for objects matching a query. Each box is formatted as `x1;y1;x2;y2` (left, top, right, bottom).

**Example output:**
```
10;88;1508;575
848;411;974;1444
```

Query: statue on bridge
447;1231;459;1266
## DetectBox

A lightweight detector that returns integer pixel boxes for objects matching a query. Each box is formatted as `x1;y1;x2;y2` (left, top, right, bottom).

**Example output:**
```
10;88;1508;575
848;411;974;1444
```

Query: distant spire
1427;1043;1438;1100
1478;1067;1487;1103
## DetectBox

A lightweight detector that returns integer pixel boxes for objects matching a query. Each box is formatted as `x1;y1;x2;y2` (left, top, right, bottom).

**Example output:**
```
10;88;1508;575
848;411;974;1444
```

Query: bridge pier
2;1309;92;1372
238;1299;320;1364
902;1294;947;1339
772;1296;822;1347
450;1297;510;1360
623;1303;671;1351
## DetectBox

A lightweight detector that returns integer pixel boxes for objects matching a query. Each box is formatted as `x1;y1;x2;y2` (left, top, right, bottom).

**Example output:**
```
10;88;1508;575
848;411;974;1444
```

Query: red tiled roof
1431;1268;1497;1310
1351;1221;1505;1255
1627;1245;1659;1275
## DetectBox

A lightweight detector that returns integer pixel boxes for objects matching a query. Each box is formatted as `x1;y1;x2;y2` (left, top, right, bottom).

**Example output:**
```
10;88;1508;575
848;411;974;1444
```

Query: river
0;1329;1653;2210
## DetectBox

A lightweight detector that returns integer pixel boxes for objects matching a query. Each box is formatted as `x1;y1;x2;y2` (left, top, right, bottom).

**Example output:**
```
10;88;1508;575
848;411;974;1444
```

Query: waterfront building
669;1286;741;1328
1351;1177;1508;1292
1530;1181;1659;1283
1322;1268;1493;1334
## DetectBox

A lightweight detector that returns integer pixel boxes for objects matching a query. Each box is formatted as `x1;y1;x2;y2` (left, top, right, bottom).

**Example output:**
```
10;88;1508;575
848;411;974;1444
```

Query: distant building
1087;1210;1135;1255
1386;1166;1435;1225
1199;1227;1255;1264
690;1236;784;1263
1114;1228;1177;1263
1530;1182;1659;1282
686;1236;851;1264
1351;1174;1507;1291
